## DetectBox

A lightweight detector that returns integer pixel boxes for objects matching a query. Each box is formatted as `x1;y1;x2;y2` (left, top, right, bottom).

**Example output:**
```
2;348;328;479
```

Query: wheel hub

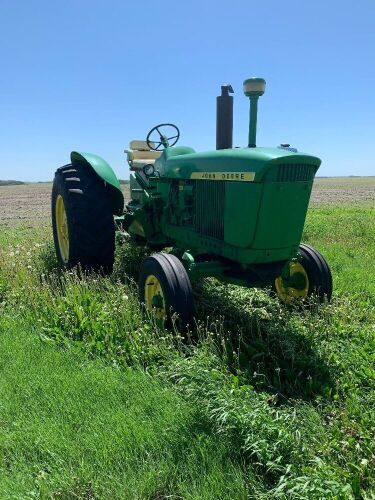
55;194;69;263
275;261;309;302
144;274;166;322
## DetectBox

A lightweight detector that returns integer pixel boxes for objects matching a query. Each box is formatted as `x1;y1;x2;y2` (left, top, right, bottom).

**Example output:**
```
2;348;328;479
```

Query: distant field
0;180;25;186
311;176;375;205
0;177;374;228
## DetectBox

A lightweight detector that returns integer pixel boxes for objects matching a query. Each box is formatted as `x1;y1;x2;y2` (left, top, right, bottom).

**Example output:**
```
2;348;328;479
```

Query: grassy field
0;179;374;498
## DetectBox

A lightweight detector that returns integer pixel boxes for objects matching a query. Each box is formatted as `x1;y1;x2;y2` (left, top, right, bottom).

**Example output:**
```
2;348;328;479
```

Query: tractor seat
125;140;162;171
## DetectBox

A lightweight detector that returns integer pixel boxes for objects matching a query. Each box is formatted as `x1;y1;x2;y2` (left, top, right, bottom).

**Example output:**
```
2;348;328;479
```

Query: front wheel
274;243;332;303
139;253;195;328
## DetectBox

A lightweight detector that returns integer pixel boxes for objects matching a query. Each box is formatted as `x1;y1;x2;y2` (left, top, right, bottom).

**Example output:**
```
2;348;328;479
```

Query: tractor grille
194;181;225;240
268;164;317;182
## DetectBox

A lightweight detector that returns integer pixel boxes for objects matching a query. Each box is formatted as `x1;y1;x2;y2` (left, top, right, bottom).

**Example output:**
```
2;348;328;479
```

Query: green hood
158;147;321;182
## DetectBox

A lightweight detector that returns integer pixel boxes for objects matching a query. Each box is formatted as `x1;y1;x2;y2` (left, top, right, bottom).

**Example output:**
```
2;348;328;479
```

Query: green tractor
52;77;332;327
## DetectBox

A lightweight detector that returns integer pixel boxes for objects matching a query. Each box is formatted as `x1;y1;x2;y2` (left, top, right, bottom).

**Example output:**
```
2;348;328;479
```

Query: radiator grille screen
267;164;317;182
194;181;225;240
276;164;316;182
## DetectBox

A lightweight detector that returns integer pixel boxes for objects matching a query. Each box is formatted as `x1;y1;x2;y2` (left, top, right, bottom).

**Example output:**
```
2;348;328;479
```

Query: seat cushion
129;140;154;151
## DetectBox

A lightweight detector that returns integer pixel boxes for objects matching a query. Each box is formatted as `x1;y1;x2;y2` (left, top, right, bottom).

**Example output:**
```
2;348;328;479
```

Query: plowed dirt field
0;177;374;228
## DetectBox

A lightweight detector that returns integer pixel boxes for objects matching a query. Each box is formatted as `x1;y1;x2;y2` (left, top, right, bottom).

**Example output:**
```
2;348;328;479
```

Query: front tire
52;164;115;274
274;243;332;303
139;253;195;328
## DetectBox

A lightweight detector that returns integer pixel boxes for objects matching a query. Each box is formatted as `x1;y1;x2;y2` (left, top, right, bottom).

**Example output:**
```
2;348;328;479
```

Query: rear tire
139;253;195;328
52;164;115;274
274;243;332;303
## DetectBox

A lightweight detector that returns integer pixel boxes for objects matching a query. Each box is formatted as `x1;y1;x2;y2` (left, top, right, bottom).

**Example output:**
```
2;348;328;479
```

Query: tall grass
0;204;374;498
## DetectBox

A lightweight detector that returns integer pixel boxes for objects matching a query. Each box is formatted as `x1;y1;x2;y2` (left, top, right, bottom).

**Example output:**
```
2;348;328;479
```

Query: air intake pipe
216;84;234;150
243;77;266;148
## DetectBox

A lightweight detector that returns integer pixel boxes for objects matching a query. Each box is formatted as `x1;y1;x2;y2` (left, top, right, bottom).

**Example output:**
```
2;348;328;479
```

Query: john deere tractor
52;77;332;326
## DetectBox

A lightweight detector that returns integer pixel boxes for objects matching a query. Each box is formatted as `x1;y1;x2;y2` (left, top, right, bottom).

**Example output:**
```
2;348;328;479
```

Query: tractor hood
158;147;321;182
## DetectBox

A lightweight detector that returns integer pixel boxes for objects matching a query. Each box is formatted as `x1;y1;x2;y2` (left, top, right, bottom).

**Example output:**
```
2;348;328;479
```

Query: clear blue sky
0;0;374;181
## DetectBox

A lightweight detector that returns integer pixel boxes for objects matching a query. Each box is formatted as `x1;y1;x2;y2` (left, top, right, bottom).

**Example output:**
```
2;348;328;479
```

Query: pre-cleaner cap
243;77;266;97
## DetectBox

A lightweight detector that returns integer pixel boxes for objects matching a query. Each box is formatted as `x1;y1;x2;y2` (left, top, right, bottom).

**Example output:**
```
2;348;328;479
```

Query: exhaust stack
216;84;234;150
243;77;266;148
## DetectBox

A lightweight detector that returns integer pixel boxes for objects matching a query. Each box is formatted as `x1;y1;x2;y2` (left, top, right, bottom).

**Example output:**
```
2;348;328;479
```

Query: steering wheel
146;123;180;151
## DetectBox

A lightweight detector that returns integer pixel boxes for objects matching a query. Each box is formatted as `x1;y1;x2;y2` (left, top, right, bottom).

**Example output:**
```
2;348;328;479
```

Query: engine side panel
224;182;262;248
252;181;313;249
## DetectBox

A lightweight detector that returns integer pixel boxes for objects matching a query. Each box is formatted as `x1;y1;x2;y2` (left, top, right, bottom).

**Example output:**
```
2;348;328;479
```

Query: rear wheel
139;253;194;328
274;243;332;303
52;164;115;274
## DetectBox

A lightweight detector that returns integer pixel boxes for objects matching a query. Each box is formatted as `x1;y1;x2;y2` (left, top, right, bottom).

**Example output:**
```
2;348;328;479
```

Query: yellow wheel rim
275;262;309;303
144;274;166;322
55;194;69;263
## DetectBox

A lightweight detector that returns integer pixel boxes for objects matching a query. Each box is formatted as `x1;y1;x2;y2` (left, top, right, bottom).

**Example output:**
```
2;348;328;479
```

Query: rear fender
70;151;124;215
